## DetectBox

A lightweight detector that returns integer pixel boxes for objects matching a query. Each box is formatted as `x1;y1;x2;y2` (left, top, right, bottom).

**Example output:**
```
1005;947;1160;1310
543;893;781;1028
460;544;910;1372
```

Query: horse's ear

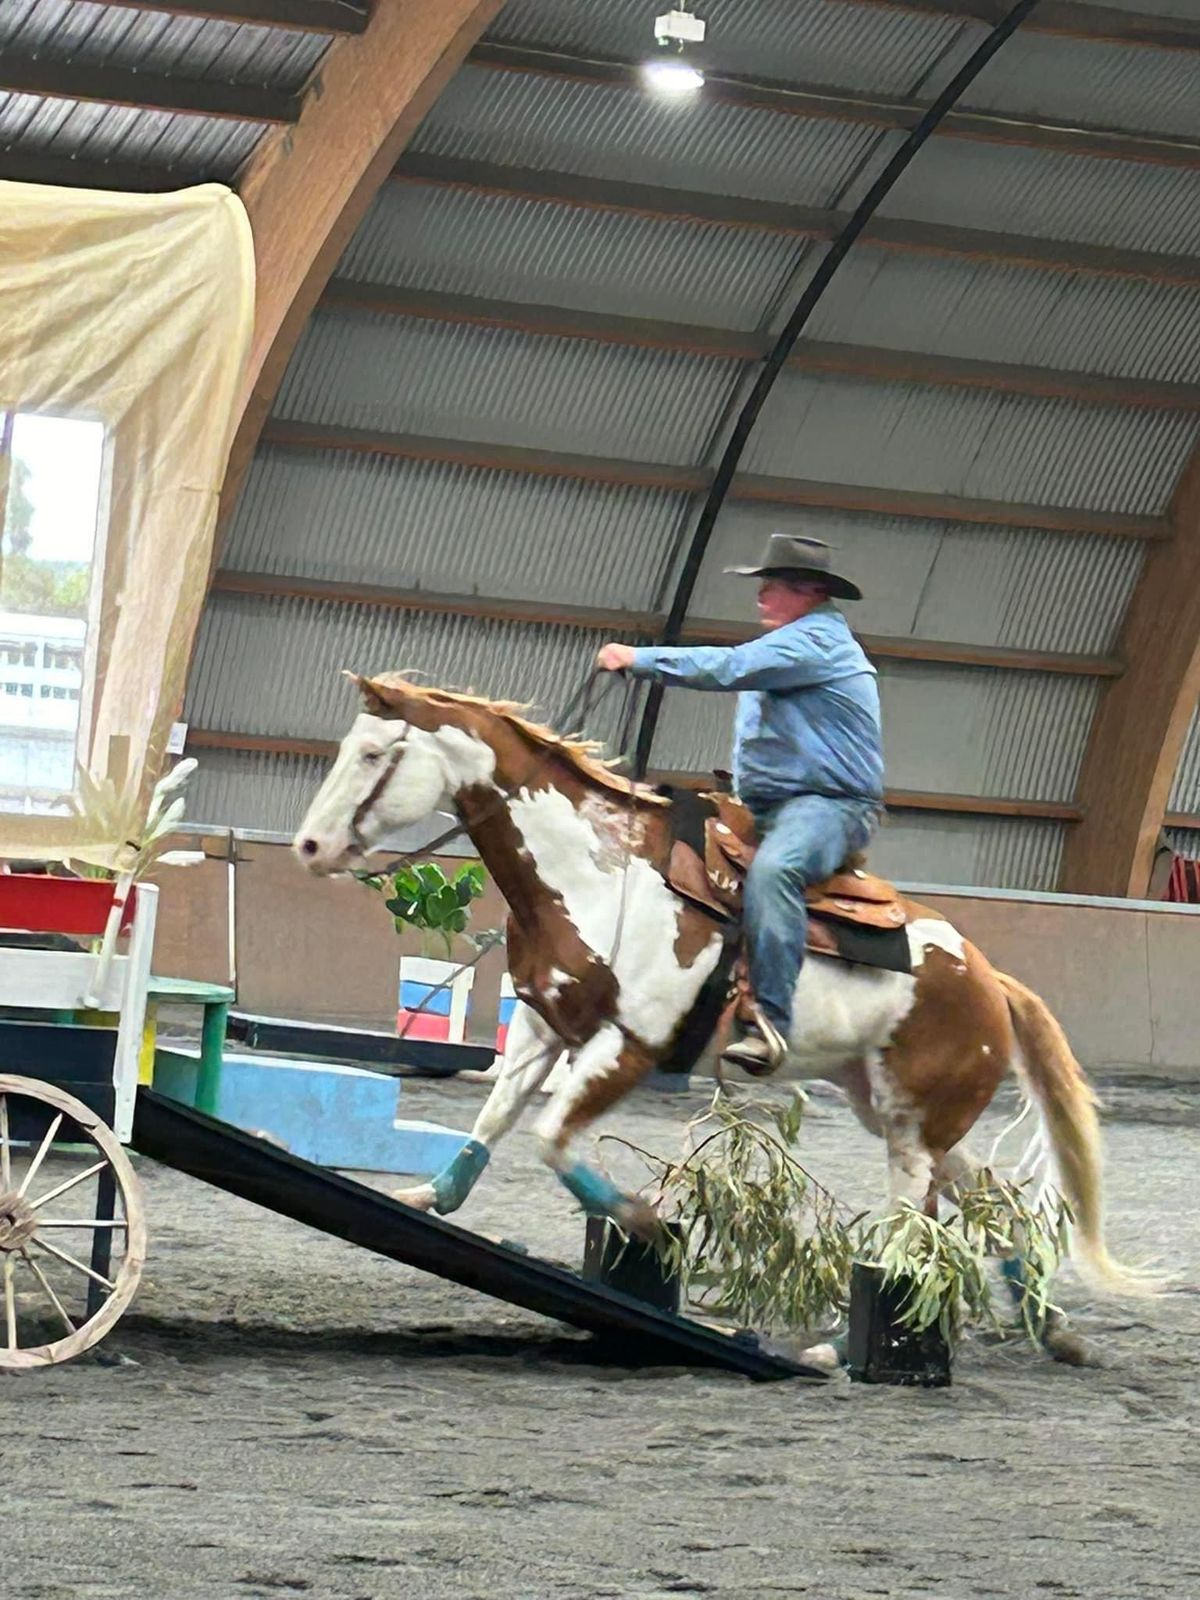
346;671;387;717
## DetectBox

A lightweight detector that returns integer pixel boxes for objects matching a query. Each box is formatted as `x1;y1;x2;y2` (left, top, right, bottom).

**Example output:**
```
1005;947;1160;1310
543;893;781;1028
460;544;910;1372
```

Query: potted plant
360;860;498;1042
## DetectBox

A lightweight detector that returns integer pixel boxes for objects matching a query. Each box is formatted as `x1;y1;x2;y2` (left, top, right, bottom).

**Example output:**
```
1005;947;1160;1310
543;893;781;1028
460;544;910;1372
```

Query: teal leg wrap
1001;1255;1052;1340
430;1138;490;1215
558;1160;625;1217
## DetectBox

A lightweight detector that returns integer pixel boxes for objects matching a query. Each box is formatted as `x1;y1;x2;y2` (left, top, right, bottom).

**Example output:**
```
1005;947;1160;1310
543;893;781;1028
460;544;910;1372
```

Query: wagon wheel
0;1075;146;1370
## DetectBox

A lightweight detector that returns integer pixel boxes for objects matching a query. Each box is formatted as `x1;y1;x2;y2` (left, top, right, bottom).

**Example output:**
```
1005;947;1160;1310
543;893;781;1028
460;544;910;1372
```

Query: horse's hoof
393;1182;437;1212
612;1195;664;1241
1044;1325;1103;1367
798;1341;845;1374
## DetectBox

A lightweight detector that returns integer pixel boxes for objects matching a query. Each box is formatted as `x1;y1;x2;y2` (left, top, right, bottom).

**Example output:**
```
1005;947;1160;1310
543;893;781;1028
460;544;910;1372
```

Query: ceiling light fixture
644;9;707;96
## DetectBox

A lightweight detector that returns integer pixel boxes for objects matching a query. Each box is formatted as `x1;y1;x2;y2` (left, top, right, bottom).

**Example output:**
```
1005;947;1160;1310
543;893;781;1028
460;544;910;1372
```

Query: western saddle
665;791;908;966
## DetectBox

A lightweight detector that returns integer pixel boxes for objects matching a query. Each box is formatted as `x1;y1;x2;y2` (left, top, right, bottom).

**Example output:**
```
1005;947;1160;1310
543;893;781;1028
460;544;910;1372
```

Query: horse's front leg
535;1022;659;1237
395;1002;561;1215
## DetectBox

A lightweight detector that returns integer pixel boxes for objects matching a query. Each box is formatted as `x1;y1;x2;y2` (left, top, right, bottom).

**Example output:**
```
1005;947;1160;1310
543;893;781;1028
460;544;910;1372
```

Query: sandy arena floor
5;1075;1199;1600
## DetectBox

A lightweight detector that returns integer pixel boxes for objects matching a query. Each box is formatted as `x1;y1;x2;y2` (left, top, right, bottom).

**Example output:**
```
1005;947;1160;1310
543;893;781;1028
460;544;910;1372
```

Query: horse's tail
997;971;1156;1298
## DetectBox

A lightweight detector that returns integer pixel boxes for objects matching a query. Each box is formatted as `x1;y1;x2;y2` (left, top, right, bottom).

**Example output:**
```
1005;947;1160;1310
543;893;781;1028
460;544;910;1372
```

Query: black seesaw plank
131;1089;823;1382
226;1012;494;1077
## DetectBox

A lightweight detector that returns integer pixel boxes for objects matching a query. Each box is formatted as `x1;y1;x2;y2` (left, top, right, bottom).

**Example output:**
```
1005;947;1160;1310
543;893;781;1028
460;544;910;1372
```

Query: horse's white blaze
293;712;497;866
508;787;722;1049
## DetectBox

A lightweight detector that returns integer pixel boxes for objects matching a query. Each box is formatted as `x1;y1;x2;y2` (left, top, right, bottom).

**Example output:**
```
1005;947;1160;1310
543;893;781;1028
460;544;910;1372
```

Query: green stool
147;976;235;1116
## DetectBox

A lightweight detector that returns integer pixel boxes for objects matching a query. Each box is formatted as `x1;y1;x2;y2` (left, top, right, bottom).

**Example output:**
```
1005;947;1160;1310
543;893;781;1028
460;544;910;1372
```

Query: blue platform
153;1048;471;1175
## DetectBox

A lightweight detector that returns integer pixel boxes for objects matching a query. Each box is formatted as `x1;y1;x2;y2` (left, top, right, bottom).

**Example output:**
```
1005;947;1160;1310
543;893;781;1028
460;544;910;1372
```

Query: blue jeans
743;793;878;1034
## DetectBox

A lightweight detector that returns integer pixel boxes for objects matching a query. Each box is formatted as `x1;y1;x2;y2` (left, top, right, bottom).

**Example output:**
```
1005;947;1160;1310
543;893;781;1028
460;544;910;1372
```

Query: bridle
336;666;646;1041
344;667;633;876
346;729;411;859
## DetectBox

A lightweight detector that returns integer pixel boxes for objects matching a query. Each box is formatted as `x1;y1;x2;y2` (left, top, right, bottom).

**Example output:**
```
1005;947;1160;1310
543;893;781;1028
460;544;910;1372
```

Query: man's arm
597;627;837;691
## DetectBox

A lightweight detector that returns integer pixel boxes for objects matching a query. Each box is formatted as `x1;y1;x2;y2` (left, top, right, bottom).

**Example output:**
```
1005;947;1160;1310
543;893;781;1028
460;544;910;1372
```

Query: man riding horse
598;534;882;1077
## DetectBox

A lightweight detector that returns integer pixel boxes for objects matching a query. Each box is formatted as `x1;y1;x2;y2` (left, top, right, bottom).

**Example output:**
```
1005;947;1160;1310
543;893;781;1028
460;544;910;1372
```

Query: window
43;644;83;672
0;411;105;811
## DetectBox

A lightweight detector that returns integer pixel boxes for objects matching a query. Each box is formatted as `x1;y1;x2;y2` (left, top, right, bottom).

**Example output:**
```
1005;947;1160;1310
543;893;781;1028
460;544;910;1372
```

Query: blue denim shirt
631;605;884;806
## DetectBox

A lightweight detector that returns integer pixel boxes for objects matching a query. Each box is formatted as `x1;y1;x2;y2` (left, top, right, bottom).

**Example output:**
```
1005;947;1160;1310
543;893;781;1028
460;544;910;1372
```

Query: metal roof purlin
254;420;1172;540
0;53;302;124
393;155;1200;290
469;41;1200;172
81;0;370;31
842;0;1200;55
320;279;1200;413
209;570;1126;678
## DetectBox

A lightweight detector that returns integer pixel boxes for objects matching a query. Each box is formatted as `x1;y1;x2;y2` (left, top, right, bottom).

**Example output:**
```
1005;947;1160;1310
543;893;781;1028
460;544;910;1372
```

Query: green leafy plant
603;1087;1071;1347
361;860;488;957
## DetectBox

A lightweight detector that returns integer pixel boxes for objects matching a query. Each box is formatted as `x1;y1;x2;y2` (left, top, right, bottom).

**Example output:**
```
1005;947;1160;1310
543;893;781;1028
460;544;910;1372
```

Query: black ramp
132;1090;822;1382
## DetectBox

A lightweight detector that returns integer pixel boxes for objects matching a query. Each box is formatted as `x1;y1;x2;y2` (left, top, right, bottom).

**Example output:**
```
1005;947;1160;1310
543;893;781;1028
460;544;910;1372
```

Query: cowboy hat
724;534;862;602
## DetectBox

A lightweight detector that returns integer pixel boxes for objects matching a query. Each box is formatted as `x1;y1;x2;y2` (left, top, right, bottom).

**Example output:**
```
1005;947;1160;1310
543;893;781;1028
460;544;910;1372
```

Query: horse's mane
359;673;669;807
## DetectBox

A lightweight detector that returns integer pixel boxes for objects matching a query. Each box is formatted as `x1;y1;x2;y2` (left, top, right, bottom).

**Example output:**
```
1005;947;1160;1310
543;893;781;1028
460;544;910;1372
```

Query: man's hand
596;642;636;673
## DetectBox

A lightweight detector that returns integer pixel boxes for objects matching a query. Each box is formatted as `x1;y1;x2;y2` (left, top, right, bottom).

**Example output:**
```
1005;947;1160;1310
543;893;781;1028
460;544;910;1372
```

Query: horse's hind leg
936;1143;1094;1364
534;1023;658;1236
395;1002;560;1215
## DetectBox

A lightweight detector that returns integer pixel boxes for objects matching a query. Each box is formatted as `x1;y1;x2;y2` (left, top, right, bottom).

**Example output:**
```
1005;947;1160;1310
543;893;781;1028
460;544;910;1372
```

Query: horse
293;671;1146;1327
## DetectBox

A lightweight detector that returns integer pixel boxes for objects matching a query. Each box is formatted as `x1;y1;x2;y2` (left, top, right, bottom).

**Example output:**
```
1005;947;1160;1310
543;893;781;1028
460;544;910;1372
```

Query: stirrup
721;1007;788;1078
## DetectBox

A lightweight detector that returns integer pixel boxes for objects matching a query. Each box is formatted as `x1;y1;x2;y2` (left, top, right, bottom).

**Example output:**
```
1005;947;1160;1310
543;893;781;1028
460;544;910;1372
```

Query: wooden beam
322;280;766;361
216;0;506;539
688;621;1123;678
188;729;339;759
99;0;368;32
471;41;1200;171
731;475;1165;542
323;279;1200;413
210;570;1124;678
1061;456;1200;896
185;728;1081;820
844;0;1200;55
210;570;665;634
396;154;1200;290
0;53;301;123
1164;812;1200;832
258;420;1169;542
883;791;1081;821
257;420;711;493
0;149;206;193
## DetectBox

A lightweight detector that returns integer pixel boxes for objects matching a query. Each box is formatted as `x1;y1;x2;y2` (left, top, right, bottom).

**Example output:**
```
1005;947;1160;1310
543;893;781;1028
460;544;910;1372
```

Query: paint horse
294;673;1142;1307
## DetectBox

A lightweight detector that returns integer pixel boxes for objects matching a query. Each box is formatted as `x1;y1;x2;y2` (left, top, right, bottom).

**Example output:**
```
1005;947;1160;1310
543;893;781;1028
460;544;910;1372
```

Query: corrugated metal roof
1086;0;1200;17
1168;705;1200;813
0;0;329;90
649;661;1098;801
961;32;1200;143
186;746;480;848
487;0;968;97
1165;826;1200;862
880;141;1200;257
226;446;686;612
187;594;638;749
745;375;1200;514
870;811;1065;892
342;181;809;332
691;503;1143;655
187;747;328;837
0;90;261;177
808;249;1200;384
274;309;736;465
413;66;890;209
